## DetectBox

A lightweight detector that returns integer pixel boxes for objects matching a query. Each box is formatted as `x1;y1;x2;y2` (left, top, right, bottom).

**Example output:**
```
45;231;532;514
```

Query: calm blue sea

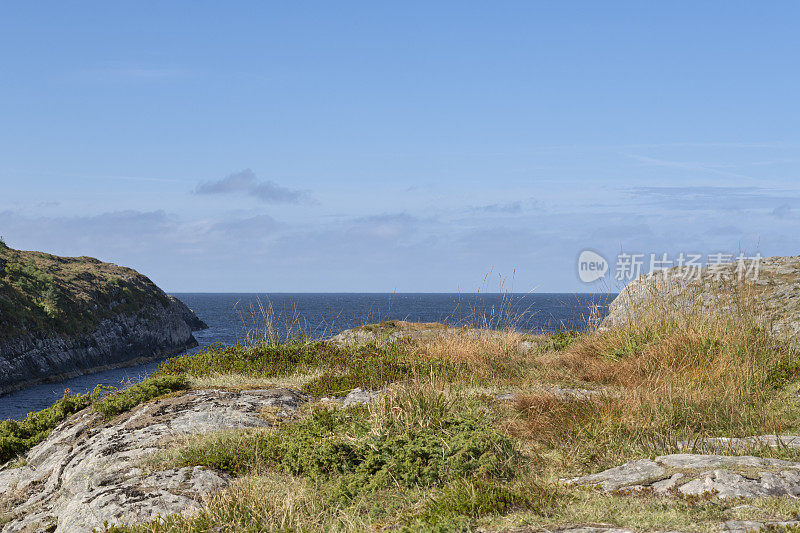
0;292;614;420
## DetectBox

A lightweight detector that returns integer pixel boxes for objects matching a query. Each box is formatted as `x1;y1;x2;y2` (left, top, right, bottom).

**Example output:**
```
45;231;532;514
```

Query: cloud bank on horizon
1;3;799;292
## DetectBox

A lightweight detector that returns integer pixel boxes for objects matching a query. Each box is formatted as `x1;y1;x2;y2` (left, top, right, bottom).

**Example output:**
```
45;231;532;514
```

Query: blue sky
2;2;799;292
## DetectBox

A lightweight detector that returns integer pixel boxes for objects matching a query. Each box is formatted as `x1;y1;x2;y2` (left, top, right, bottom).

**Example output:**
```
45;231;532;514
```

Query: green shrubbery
419;477;558;528
153;395;547;531
0;375;189;464
93;375;189;418
159;341;346;377
543;330;582;351
172;405;517;500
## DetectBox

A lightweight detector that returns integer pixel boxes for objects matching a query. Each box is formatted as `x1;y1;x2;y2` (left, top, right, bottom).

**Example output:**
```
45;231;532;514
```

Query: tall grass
234;297;312;345
234;293;400;346
513;273;800;472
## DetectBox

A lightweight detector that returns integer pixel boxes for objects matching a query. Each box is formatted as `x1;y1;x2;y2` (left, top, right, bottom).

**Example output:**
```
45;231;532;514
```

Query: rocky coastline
0;295;206;395
5;257;800;531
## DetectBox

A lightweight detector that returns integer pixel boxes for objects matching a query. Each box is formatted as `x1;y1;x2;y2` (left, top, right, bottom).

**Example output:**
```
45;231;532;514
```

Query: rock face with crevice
0;388;307;533
0;296;207;395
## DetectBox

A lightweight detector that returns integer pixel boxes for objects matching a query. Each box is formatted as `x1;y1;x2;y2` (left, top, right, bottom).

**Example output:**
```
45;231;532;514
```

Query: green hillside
0;240;171;338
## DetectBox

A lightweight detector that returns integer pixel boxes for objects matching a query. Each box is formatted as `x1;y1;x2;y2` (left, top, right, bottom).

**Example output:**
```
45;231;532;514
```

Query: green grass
167;406;518;494
130;386;559;532
541;330;582;351
419;478;557;529
160;339;466;396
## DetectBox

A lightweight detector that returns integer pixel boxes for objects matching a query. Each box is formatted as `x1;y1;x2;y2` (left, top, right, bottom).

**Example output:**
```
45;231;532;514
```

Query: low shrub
161;339;465;396
93;375;189;418
419;478;559;527
173;405;519;502
543;330;582;351
158;341;346;378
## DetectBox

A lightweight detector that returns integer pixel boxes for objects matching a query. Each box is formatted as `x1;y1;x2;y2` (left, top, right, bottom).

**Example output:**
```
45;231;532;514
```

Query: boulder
601;255;800;343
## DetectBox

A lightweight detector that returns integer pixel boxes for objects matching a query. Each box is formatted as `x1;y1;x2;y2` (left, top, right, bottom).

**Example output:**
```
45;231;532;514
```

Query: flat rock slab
576;454;800;498
555;526;635;533
546;386;605;400
504;521;797;533
0;388;306;533
495;386;608;403
506;525;681;533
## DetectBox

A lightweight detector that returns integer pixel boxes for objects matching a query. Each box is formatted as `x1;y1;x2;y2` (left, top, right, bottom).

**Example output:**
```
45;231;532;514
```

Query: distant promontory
0;242;207;394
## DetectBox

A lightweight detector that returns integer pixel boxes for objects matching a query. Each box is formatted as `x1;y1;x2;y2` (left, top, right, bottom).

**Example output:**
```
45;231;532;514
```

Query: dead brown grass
509;276;800;472
413;328;536;383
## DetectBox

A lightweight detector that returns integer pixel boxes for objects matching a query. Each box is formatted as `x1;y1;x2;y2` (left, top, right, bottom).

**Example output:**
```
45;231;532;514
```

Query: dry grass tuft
128;473;368;533
413;329;535;383
369;378;464;431
186;370;323;391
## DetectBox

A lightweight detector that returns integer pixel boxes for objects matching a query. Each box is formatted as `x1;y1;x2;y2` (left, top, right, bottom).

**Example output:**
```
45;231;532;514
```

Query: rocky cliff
0;245;207;394
602;254;800;342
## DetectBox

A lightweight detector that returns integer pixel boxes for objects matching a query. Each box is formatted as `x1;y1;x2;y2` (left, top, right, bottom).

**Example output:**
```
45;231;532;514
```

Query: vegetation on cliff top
0;243;172;337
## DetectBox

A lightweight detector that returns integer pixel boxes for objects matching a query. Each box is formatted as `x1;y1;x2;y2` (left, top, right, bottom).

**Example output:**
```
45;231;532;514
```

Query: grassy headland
0;242;172;338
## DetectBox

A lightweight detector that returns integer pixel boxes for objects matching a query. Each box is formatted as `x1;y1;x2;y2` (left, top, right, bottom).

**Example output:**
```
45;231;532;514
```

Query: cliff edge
0;243;207;394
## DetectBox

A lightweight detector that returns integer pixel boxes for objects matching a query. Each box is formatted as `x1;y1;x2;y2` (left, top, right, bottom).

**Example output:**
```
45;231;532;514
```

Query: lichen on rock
0;388;306;532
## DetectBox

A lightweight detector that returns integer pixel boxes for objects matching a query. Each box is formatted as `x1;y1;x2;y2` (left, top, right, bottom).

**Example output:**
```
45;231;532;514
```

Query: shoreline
0;338;198;398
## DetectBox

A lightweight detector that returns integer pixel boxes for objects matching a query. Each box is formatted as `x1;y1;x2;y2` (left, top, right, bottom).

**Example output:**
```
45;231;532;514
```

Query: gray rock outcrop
575;453;800;498
0;388;306;532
